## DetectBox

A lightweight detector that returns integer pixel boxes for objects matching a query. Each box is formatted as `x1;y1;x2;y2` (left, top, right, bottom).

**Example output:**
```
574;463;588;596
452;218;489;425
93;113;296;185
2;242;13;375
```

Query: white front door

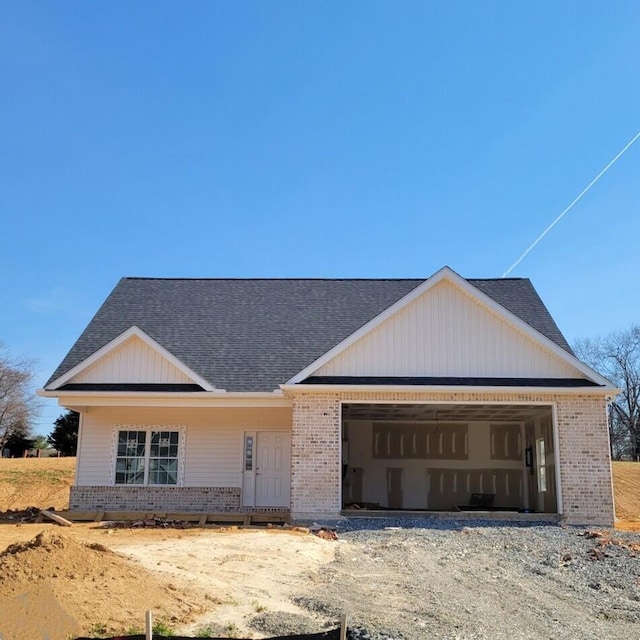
243;431;291;508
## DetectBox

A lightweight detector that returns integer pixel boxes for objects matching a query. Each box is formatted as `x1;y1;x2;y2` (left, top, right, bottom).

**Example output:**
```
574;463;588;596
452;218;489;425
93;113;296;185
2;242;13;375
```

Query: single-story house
39;267;617;525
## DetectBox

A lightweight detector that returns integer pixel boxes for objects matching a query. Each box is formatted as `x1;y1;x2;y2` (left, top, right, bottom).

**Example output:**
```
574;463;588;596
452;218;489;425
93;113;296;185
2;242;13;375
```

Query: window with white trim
115;429;180;485
536;437;547;493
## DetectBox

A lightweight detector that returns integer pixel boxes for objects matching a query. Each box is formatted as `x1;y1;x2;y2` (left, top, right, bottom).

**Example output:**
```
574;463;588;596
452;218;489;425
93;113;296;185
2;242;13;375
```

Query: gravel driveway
292;520;640;640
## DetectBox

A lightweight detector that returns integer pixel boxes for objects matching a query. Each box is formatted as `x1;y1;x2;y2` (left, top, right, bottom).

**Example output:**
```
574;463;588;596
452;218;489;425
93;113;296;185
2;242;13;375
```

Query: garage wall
344;420;526;510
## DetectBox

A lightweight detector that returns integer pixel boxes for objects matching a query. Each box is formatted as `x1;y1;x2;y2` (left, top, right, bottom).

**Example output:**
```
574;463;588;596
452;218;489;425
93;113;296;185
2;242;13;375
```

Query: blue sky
1;2;639;435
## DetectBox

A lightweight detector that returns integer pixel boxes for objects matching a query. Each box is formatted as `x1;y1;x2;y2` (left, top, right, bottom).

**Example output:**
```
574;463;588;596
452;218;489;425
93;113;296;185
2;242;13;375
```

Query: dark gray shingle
46;276;573;392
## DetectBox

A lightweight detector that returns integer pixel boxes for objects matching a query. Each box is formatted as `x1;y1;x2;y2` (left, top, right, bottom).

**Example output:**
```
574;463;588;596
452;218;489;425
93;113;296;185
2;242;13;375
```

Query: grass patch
88;622;109;638
0;468;74;486
152;619;176;636
223;622;239;638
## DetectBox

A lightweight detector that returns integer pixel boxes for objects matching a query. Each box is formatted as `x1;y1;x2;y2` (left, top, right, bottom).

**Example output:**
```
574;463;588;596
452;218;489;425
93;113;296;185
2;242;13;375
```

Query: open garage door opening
341;403;559;515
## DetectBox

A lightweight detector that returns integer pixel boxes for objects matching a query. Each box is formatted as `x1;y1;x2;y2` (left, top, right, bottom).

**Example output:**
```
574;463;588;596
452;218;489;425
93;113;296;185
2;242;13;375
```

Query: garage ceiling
342;403;552;423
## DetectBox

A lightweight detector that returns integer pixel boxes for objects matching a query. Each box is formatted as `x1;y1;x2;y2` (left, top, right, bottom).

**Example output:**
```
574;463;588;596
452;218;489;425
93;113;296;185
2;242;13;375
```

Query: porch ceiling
342;402;551;422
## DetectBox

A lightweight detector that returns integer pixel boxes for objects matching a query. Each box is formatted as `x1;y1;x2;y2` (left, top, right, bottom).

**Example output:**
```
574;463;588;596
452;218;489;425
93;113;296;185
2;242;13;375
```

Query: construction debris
582;529;640;559
40;509;73;527
104;517;195;529
313;528;339;541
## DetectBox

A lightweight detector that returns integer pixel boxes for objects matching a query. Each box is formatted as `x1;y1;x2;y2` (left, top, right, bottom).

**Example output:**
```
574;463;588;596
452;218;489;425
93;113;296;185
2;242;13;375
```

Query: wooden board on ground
53;510;290;525
40;510;73;527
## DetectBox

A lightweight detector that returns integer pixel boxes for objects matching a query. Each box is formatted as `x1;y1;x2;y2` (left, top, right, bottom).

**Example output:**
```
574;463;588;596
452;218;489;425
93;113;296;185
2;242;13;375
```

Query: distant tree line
0;344;41;456
574;324;640;461
1;344;79;457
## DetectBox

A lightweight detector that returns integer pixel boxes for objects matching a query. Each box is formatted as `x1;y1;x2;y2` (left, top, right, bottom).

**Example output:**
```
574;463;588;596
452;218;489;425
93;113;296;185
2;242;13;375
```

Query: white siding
317;279;581;379
73;336;193;384
75;406;292;487
184;424;243;487
76;414;114;485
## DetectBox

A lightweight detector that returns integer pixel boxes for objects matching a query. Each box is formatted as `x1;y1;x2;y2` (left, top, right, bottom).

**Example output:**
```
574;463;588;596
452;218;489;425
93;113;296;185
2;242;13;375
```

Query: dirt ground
611;461;640;530
0;456;75;511
0;523;336;639
0;457;639;638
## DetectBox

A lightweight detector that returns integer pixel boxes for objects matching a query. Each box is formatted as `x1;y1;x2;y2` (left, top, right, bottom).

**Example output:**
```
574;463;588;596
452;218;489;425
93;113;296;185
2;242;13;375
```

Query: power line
502;130;640;277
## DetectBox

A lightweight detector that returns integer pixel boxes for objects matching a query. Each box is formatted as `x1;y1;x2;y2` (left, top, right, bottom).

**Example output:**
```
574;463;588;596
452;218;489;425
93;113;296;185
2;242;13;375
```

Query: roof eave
280;383;620;396
36;388;289;409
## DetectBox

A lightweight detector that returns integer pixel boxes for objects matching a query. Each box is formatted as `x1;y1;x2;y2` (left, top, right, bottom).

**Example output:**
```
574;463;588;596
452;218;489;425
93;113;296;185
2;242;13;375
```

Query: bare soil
0;524;336;639
0;456;75;511
0;529;209;640
611;461;640;530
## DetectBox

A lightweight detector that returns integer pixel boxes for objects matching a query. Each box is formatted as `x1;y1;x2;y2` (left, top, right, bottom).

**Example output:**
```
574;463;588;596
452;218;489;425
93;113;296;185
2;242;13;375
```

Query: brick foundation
69;486;241;512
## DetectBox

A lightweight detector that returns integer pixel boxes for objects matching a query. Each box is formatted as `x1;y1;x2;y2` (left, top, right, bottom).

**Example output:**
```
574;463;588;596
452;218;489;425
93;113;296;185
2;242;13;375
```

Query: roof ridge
468;277;528;282
122;277;428;282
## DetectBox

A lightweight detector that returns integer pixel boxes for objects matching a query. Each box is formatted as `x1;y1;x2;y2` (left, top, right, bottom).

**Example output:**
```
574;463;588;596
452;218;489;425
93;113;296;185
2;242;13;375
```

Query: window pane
148;456;177;485
536;438;547;493
151;431;176;457
245;436;254;471
118;430;146;456
116;431;146;484
115;457;145;484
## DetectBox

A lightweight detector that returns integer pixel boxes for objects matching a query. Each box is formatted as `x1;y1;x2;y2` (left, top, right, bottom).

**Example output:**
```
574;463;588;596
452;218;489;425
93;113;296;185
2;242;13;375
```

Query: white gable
70;334;195;384
314;278;585;379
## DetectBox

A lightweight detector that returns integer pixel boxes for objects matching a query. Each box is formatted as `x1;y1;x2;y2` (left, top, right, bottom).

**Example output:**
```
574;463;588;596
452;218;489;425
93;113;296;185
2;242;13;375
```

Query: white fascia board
46;325;216;392
37;389;292;408
280;383;620;397
286;266;614;389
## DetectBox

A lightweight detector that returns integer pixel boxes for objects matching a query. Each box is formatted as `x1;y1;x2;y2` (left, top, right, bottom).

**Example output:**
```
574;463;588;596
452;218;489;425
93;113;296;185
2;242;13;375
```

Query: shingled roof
46;276;573;392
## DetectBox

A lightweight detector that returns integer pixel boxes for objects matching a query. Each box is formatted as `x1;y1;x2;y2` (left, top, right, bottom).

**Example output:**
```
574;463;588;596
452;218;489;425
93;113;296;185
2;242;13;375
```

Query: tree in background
5;429;34;457
48;410;79;456
574;324;640;461
32;435;50;450
0;344;40;453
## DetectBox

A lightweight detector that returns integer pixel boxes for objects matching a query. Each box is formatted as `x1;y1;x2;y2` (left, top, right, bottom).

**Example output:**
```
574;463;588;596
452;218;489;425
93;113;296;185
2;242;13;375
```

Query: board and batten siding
75;406;292;487
72;336;193;384
316;279;580;379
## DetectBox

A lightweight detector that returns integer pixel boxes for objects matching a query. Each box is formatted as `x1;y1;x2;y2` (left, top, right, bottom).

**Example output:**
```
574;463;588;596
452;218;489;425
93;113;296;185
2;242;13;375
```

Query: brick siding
287;390;614;526
69;486;241;512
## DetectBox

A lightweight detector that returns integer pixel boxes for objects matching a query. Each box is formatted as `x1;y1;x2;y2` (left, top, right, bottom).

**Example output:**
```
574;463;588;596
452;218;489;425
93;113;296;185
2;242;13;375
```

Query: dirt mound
0;531;209;640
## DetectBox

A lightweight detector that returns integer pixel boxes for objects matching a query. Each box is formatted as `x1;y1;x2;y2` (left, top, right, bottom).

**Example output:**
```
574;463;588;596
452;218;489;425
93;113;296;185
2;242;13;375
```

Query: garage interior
341;403;558;514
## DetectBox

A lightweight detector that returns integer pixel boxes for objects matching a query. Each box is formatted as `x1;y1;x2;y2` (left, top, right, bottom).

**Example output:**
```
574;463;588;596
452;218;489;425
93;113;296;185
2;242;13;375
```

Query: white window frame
536;436;547;493
111;425;186;486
